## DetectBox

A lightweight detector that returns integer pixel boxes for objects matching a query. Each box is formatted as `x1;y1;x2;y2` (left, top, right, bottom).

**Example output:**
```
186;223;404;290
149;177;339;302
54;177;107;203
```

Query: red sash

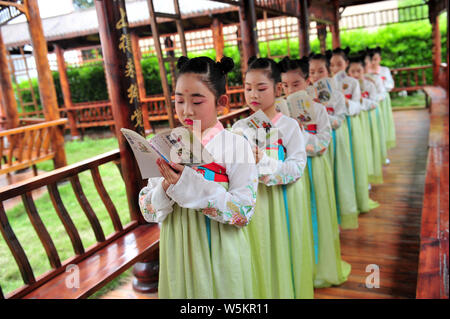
381;76;386;81
345;94;352;99
362;91;369;98
194;162;229;183
326;106;335;115
305;124;317;133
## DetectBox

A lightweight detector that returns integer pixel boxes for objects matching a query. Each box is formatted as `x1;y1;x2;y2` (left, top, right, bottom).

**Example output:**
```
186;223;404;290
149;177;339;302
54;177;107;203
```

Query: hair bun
344;47;351;55
177;56;190;70
277;56;290;73
325;49;333;60
247;55;258;66
218;56;234;74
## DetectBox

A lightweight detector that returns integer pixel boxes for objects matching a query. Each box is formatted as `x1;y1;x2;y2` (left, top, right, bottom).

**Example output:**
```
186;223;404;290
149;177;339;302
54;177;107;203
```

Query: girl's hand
306;144;314;154
157;158;185;190
253;146;264;164
332;119;339;129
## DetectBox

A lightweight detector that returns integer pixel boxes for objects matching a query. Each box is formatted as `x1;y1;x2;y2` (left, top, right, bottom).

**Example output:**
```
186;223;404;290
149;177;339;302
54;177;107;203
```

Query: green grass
0;134;150;298
390;90;427;108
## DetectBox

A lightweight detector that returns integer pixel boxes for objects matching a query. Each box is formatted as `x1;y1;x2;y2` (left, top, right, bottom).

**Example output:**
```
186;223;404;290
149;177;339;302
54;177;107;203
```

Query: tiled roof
1;0;233;47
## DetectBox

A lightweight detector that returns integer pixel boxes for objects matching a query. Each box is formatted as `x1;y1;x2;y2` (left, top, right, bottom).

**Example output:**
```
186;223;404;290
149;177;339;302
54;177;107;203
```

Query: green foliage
15;19;447;107
73;0;95;9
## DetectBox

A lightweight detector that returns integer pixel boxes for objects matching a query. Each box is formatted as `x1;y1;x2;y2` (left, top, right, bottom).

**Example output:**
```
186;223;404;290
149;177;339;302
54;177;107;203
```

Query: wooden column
330;0;341;49
54;44;80;140
95;0;146;221
173;0;187;56
95;0;158;295
317;22;328;54
0;29;19;130
147;0;175;128
25;0;67;168
212;17;224;61
297;0;310;58
130;32;151;135
430;12;441;86
239;0;259;71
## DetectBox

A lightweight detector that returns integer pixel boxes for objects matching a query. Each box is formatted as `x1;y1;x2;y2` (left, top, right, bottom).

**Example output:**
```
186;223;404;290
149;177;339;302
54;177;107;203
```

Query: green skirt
285;177;315;299
378;99;389;158
360;111;374;178
159;205;254;298
245;184;294;298
384;93;397;149
368;108;384;184
305;154;351;288
349;115;378;214
326;120;359;229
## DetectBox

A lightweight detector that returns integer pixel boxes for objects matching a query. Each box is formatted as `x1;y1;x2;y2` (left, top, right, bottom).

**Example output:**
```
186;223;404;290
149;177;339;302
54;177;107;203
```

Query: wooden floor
100;109;430;299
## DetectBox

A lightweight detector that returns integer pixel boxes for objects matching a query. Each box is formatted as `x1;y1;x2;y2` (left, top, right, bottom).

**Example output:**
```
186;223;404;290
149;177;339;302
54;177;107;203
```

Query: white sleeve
363;81;380;110
382;67;395;92
165;141;258;228
304;103;332;156
348;81;362;116
328;91;347;128
258;123;306;186
138;177;175;223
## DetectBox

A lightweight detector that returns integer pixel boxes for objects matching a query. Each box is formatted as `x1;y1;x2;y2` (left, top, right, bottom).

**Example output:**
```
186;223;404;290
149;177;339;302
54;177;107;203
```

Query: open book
286;90;315;125
334;70;355;95
121;128;214;179
311;77;336;105
275;97;291;116
232;109;282;148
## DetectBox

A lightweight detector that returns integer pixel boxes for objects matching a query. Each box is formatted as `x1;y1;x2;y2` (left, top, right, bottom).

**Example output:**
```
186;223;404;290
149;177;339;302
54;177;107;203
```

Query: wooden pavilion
0;0;448;299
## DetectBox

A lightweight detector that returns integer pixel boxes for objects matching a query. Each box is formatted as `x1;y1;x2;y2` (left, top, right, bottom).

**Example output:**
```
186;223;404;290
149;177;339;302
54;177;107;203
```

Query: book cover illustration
313;77;335;105
233;109;282;148
286;90;315;126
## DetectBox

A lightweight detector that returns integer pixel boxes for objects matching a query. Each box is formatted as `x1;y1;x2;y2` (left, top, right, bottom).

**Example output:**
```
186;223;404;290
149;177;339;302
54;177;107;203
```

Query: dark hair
331;47;351;61
346;54;365;72
308;52;331;73
176;56;234;98
367;46;382;59
246;56;282;84
278;56;309;79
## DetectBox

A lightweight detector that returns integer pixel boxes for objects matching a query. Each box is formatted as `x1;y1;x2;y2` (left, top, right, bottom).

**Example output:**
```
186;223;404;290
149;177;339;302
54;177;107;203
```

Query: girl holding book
280;56;350;289
232;57;311;298
138;56;258;298
347;55;384;185
308;53;359;233
369;47;396;150
361;49;388;165
330;48;379;217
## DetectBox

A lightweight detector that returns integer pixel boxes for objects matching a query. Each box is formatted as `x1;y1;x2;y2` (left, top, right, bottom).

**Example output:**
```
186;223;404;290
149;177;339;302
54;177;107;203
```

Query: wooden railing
0;119;67;176
391;65;433;92
0;148;160;299
16;65;437;136
416;86;449;299
56;88;246;133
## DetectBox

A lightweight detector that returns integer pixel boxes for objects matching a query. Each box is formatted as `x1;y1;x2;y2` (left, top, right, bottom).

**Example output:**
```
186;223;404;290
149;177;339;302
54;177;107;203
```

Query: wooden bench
0;106;250;299
416;86;449;299
0;119;68;179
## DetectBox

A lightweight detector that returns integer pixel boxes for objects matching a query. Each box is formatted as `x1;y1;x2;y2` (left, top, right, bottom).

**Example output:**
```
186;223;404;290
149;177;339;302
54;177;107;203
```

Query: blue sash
346;116;357;187
267;142;296;294
195;164;229;255
307;157;319;264
332;129;342;225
